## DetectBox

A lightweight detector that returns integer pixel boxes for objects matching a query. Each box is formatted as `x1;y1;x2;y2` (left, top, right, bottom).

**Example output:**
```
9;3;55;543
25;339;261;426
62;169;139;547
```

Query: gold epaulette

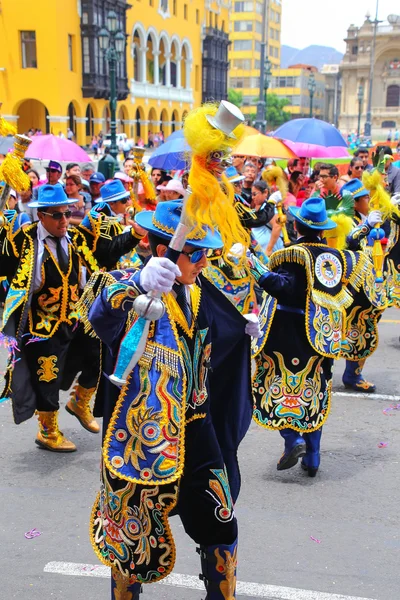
76;271;117;337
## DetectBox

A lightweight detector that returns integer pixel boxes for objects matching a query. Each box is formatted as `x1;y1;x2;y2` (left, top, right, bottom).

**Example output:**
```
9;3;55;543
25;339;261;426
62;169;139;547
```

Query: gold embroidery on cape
37;355;59;382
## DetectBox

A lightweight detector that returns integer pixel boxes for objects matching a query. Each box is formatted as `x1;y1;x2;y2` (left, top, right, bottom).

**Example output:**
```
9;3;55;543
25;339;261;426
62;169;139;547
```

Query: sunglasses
234;156;245;159
46;168;61;174
353;166;363;170
181;248;208;264
41;210;72;220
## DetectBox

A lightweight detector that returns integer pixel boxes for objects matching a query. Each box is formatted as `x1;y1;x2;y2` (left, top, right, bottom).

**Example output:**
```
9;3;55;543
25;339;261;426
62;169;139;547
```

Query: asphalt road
1;309;400;600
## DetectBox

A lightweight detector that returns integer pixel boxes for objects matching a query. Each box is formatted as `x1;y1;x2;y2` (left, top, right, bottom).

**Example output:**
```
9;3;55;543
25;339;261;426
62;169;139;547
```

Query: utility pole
364;0;379;139
254;0;268;133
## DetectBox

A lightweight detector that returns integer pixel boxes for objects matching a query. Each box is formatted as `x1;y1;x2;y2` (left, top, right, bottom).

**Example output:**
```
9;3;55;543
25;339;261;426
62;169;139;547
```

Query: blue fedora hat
225;165;245;183
135;201;223;250
289;196;337;230
340;179;368;200
28;183;76;208
95;179;130;203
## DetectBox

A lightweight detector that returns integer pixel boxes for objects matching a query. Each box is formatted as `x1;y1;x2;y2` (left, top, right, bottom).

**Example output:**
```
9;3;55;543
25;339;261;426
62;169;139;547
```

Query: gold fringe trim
76;271;117;337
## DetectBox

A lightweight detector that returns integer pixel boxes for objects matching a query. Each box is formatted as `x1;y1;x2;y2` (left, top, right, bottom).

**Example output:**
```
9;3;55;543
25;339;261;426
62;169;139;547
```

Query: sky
280;0;397;53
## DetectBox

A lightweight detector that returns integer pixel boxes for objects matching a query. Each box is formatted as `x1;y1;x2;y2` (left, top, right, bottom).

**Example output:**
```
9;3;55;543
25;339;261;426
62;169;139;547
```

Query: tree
228;88;243;108
265;94;291;129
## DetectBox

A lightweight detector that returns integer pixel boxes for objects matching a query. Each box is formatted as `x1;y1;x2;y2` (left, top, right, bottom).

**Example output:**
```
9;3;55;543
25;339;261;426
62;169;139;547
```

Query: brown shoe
65;384;100;434
36;411;77;452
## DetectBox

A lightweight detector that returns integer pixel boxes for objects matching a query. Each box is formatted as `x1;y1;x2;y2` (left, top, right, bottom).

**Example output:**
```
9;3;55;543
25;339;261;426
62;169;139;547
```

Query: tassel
138;168;156;204
0;135;31;192
0;107;17;137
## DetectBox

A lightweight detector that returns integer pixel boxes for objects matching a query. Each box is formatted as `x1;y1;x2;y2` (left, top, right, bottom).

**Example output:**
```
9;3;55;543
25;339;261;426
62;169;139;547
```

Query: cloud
280;0;396;53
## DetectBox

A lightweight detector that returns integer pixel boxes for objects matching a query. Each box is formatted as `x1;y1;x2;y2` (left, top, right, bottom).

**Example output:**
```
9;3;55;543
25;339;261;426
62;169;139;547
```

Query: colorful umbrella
27;134;91;162
283;140;350;159
273;118;348;148
148;133;190;170
233;133;296;159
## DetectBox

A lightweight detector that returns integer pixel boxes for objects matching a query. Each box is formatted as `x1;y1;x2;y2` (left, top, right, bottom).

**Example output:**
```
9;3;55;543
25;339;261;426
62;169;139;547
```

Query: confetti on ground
383;403;400;416
378;442;389;448
310;536;321;544
24;529;42;539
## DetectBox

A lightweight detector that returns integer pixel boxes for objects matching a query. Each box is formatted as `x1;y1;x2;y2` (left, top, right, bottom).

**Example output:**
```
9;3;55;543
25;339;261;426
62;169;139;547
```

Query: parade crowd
1;102;400;600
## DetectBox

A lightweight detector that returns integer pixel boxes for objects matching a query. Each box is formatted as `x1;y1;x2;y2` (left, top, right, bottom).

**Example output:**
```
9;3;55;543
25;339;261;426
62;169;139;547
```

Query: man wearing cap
31;160;64;202
250;196;368;478
89;171;105;203
77;179;145;272
157;178;185;200
83;198;259;600
0;183;103;452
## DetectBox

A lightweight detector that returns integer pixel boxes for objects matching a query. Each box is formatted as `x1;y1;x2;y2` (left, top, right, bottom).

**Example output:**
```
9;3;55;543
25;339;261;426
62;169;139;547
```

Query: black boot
197;538;238;599
111;569;142;599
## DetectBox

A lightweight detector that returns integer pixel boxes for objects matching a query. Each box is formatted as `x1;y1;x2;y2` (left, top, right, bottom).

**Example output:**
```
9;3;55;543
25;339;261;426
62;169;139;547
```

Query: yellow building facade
0;0;229;146
228;0;282;117
269;66;326;118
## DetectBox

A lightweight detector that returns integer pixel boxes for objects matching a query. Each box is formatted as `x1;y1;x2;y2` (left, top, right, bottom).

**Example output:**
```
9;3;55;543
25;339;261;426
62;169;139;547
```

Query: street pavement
1;309;400;600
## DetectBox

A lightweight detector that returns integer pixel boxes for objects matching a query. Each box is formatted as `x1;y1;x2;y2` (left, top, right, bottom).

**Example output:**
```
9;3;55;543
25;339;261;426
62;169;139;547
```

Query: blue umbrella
148;131;190;170
273;118;348;148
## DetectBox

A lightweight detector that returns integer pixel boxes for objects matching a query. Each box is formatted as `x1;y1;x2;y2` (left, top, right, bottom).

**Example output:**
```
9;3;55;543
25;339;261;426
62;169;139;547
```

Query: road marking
44;561;375;600
334;391;400;401
380;319;400;323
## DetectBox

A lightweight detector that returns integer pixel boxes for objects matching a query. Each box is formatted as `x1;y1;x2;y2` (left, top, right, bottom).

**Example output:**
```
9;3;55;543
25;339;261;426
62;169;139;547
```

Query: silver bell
133;293;165;321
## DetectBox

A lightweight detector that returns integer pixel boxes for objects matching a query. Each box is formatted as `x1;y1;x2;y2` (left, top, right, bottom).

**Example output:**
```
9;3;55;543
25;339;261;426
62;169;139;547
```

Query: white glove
140;257;181;294
243;313;262;339
391;193;400;206
367;210;382;227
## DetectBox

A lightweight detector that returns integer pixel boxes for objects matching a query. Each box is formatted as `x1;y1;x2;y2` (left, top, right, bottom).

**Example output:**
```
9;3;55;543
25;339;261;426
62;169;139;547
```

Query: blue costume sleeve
259;269;295;295
88;270;144;353
346;221;372;250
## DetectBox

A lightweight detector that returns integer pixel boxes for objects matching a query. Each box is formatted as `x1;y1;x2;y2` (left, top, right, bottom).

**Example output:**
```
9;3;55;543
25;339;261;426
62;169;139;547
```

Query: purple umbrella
273;118;348;148
27;134;91;162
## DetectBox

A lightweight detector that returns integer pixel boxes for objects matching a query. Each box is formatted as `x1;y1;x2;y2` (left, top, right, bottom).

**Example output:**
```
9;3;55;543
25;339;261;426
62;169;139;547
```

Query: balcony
372;106;400;117
130;81;194;104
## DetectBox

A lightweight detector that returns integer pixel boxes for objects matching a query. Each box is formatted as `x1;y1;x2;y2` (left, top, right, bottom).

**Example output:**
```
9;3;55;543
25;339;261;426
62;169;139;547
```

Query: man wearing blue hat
0;183;103;452
338;179;386;393
83;199;260;599
78;179;145;271
251;196;368;478
88;171;105;203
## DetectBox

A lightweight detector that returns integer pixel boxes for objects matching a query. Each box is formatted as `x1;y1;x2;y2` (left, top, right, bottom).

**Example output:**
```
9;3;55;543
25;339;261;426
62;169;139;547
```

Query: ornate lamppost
357;84;364;137
98;10;125;160
308;72;316;118
264;58;272;132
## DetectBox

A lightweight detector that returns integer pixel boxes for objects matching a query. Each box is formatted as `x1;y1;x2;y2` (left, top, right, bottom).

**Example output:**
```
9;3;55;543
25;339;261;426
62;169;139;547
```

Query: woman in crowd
65;174;90;225
26;169;40;188
338;157;364;186
251;180;283;256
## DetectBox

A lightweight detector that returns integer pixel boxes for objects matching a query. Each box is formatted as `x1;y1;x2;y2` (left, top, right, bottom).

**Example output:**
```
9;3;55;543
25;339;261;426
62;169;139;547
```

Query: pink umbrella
27;134;91;162
282;139;350;159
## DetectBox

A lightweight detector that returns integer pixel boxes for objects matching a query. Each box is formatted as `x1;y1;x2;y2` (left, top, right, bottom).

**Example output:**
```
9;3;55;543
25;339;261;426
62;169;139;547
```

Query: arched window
387;85;400;107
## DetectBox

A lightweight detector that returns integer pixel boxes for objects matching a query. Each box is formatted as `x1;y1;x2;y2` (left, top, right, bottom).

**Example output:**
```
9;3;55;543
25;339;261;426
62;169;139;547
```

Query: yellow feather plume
362;168;392;221
262;165;288;200
325;214;353;250
183;104;249;262
0;115;16;137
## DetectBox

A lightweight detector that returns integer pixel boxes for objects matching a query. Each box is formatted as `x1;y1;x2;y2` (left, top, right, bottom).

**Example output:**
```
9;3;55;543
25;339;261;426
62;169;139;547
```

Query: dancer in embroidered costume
251;196;368;477
84;200;260;599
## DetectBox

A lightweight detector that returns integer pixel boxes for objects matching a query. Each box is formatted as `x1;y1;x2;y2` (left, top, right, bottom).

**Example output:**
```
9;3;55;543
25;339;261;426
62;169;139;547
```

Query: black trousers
24;323;100;412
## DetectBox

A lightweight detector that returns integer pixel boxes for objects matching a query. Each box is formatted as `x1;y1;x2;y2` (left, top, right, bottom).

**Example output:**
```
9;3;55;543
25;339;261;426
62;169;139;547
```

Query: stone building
339;14;400;138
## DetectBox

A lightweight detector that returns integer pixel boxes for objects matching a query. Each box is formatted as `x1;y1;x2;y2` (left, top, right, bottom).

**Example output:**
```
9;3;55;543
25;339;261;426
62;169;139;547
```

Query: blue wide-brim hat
135;201;223;250
340;178;368;199
289;196;337;230
28;183;76;208
95;178;130;203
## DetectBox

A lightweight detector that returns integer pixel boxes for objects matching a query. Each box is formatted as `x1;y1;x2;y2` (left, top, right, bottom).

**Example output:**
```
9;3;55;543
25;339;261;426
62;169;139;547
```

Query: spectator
354;147;372;171
289;171;305;204
89;172;106;203
123;157;135;176
241;162;257;204
44;160;63;185
380;146;400;194
231;154;246;174
65;162;81;177
65;174;88;225
251;180;283;256
225;165;246;201
315;164;341;197
151;168;166;187
285;158;300;176
26;169;40;187
137;137;145;148
338;157;363;186
91;136;99;157
114;171;134;192
162;179;185;201
23;158;32;173
156;175;173;202
81;162;95;182
122;137;132;159
67;128;74;141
